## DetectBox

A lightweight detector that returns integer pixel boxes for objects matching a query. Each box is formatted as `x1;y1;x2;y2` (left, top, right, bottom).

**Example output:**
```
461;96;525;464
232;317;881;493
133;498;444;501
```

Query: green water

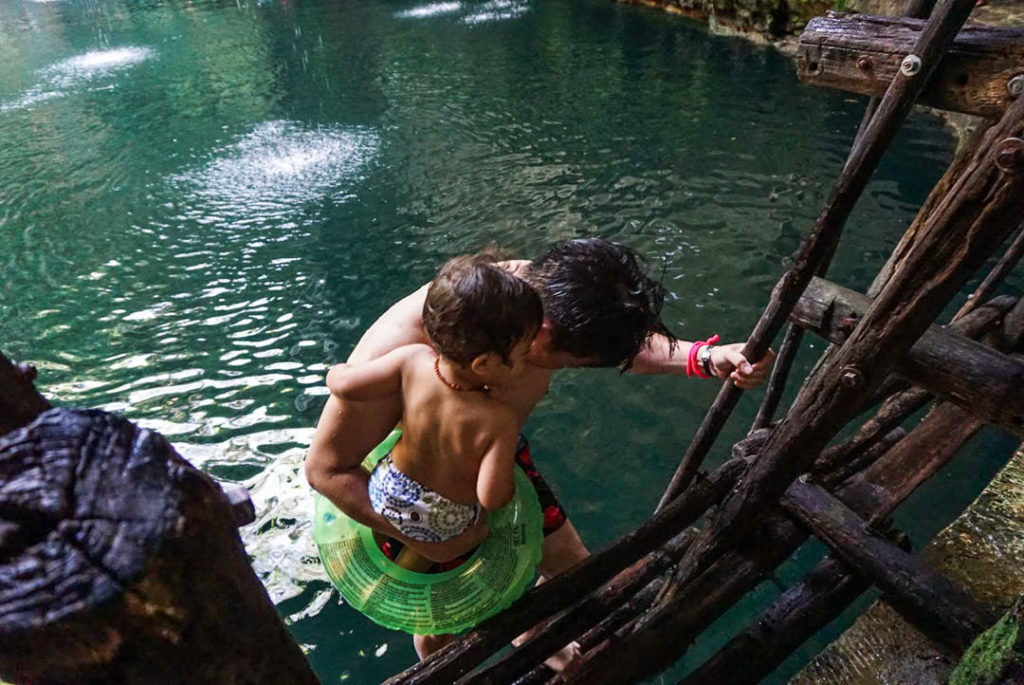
0;0;1016;681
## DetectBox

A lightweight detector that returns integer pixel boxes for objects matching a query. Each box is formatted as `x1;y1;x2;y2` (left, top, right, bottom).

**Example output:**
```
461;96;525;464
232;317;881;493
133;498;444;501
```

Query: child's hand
406;514;490;562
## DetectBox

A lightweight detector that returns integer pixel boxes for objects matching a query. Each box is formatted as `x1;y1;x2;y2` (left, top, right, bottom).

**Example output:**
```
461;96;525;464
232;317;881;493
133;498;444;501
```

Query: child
326;252;542;560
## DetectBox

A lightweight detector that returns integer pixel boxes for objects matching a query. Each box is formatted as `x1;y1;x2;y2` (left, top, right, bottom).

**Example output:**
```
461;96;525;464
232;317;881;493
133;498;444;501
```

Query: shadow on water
0;0;1001;681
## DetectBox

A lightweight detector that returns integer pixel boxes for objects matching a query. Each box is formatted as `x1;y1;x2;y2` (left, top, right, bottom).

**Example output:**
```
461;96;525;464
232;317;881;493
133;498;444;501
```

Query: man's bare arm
629;334;775;389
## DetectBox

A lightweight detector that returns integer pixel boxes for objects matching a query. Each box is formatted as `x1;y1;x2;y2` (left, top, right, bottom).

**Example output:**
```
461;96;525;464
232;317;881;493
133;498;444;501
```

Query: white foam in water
169;121;379;219
396;1;462;18
463;0;528;24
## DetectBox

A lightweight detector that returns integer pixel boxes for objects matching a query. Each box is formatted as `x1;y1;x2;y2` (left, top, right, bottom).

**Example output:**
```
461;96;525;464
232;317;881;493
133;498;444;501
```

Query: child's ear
470;352;500;375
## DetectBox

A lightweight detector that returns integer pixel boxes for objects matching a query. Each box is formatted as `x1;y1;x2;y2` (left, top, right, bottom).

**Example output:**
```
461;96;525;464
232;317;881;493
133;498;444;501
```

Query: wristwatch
700;344;714;378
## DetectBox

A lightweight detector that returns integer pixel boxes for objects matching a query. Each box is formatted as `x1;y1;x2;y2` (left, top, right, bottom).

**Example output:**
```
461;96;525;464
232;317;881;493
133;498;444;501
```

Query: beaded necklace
434;356;490;393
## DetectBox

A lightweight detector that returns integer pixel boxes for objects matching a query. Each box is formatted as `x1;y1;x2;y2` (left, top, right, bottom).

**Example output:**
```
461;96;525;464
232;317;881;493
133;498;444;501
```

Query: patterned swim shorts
380;434;567;571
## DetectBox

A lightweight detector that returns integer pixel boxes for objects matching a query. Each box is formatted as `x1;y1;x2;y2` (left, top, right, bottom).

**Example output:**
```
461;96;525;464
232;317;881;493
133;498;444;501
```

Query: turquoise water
0;0;1015;681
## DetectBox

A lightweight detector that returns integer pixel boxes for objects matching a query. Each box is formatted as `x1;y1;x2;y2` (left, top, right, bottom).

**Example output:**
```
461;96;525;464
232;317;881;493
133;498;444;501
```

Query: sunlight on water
2;46;153;112
168;121;379;219
463;0;528;24
396;1;462;18
49;47;155;80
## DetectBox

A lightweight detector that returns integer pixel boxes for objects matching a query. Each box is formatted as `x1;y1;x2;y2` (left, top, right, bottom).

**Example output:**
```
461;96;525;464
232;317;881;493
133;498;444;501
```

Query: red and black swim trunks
379;434;567;571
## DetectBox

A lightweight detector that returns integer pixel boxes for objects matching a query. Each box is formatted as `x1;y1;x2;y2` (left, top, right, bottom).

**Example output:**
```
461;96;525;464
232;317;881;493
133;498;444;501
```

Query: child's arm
476;412;519;511
326;344;428;400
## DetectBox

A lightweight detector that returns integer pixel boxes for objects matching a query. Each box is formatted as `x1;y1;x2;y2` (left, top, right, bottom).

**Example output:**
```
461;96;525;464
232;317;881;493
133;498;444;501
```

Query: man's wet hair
523;238;677;369
423;252;543;366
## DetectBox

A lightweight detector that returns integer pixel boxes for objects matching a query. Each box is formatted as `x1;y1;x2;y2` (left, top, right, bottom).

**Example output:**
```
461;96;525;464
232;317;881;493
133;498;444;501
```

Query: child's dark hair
523;238;677;369
423;253;543;365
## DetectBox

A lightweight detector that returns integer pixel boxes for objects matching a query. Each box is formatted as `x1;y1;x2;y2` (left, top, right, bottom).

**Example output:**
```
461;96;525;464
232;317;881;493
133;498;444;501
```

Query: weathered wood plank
790;276;1024;434
798;14;1024;118
677;295;1024;682
680;554;872;685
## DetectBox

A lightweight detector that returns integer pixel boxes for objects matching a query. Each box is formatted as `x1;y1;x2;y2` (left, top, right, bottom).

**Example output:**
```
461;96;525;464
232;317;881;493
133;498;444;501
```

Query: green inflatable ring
313;430;543;635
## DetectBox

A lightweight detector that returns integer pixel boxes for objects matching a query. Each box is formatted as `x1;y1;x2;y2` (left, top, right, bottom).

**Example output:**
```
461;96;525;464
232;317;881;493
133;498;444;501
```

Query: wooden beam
780;480;997;651
791;277;1024;434
457;532;693;685
678;303;1017;683
563;393;996;684
0;409;317;684
798;14;1024;118
838;401;986;519
680;554;872;685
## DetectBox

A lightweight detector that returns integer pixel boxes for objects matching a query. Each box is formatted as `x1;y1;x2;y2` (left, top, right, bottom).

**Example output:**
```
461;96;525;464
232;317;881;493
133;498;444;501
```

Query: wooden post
0;409;318;684
678;383;998;683
680;553;873;685
674;84;1024;597
458;532;694;685
955;227;1024;319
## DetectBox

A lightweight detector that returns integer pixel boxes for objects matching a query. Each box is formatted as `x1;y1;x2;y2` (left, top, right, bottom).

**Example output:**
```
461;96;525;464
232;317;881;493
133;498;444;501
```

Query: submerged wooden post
0;408;318;684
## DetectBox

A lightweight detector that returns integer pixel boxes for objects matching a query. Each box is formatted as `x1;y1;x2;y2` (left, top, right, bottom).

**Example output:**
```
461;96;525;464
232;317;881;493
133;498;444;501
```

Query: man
305;238;774;658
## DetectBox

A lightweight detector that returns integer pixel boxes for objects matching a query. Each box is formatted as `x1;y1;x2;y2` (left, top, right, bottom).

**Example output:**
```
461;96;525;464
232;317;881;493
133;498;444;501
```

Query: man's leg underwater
538;520;588;577
510;435;586;673
510;520;586;672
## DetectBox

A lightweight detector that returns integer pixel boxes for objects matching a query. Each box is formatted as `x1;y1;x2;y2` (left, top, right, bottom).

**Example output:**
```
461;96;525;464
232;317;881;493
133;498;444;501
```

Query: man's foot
543;640;581;675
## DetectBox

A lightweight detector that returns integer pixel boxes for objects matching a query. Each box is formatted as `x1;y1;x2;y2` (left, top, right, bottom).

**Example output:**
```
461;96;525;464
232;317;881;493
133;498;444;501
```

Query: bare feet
542;640;582;676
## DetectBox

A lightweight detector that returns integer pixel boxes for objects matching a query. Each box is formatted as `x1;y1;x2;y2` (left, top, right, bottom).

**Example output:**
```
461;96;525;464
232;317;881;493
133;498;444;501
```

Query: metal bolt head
995;137;1024;173
1008;74;1024;99
839;366;865;388
900;54;922;77
856;56;873;72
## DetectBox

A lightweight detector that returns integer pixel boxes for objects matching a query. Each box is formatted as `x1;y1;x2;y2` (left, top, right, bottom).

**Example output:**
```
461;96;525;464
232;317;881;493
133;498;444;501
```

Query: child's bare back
387;343;520;510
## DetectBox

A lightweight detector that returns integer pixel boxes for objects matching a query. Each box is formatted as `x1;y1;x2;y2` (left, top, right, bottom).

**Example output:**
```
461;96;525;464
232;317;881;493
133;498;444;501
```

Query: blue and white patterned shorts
367;453;482;542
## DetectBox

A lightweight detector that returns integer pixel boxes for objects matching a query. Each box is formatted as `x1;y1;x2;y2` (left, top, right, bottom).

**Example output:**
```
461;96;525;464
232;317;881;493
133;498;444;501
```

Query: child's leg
413;633;456;660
